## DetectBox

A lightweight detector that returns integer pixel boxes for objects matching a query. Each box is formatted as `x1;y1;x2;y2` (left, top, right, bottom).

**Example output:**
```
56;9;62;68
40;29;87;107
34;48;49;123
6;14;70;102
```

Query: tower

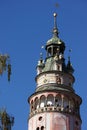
28;13;82;130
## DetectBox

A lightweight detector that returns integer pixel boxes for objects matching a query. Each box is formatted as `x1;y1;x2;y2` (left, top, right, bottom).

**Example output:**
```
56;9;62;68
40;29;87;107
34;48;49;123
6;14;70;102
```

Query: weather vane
69;49;72;56
55;2;59;8
0;54;11;81
54;1;59;12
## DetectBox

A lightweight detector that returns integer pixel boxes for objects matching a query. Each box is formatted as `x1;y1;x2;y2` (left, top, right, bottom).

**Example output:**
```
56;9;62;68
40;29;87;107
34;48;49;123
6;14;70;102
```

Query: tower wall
28;112;81;130
28;91;81;130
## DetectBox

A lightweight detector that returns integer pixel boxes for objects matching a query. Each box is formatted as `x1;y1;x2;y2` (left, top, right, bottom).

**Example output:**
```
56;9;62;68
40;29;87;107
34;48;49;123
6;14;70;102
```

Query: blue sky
0;0;87;130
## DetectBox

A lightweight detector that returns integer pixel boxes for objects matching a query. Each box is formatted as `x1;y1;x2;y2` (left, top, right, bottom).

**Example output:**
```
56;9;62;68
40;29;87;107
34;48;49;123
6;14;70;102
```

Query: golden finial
53;12;57;17
53;12;58;37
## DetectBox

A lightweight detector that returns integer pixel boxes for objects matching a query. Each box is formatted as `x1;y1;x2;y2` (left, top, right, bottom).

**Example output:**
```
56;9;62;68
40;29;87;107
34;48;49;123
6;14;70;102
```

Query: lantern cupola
45;13;65;58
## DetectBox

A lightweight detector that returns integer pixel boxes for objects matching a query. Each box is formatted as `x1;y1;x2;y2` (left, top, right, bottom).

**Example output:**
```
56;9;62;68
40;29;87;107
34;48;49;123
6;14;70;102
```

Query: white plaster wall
36;73;73;87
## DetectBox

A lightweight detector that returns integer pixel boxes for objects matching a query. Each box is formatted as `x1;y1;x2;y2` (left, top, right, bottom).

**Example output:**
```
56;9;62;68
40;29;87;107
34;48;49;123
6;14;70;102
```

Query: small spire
37;52;44;68
68;49;72;62
68;55;70;60
37;52;43;65
53;13;57;28
40;52;43;61
67;56;74;73
53;13;58;37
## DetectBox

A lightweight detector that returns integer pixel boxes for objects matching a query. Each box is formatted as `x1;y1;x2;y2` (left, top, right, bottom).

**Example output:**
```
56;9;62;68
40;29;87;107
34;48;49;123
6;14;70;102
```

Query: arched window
63;97;69;111
41;126;44;130
63;97;69;108
69;99;75;112
40;95;45;108
47;94;54;106
31;100;33;112
55;95;62;107
34;97;39;110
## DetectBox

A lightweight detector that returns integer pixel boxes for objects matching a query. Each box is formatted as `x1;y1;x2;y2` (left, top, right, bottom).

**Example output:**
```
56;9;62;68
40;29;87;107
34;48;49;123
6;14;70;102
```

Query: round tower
28;13;82;130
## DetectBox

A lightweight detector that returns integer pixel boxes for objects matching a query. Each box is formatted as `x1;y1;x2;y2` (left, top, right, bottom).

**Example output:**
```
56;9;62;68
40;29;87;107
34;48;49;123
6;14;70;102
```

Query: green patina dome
46;36;64;46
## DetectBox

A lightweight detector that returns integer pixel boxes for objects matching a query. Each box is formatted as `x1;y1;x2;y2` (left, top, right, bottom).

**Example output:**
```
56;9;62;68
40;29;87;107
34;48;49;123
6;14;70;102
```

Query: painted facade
28;13;82;130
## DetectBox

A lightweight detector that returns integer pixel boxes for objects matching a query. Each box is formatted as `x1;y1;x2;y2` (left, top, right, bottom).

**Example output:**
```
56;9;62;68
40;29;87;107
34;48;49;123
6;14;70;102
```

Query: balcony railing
29;105;79;118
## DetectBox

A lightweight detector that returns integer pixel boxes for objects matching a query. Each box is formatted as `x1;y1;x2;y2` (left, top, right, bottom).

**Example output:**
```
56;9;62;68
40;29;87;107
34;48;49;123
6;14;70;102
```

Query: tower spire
53;13;58;37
